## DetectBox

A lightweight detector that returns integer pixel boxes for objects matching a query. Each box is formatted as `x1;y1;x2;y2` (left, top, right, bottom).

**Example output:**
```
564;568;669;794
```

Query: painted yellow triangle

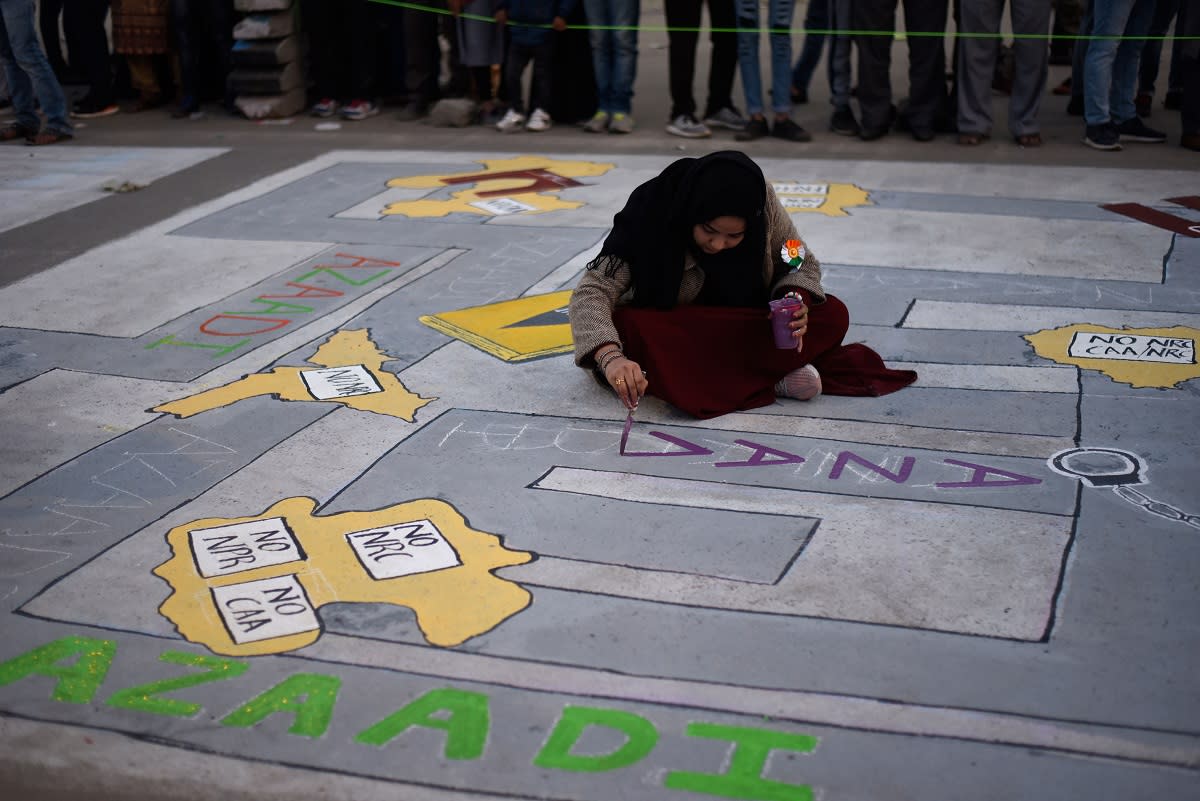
421;290;574;362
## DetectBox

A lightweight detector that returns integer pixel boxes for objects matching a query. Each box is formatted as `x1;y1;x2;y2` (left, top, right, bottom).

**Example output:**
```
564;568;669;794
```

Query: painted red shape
441;169;583;199
1101;202;1200;237
1165;196;1200;212
199;314;291;337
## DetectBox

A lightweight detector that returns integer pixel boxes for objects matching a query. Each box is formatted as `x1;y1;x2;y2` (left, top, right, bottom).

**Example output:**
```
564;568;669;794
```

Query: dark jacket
499;0;577;46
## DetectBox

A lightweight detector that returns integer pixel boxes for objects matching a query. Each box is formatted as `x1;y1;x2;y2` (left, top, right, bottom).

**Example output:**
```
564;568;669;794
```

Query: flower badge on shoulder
781;238;806;271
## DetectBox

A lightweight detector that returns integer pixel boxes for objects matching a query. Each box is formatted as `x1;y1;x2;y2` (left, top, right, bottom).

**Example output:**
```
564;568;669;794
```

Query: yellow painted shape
420;290;574;362
154;497;534;655
1024;324;1200;389
778;182;873;217
154;329;434;421
382;155;615;218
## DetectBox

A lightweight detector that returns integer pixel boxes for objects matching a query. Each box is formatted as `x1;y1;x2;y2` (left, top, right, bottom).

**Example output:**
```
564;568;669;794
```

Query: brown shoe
1;123;35;142
26;130;74;146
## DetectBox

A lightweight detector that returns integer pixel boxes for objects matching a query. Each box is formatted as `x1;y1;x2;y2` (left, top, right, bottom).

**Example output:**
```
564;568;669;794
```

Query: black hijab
588;150;769;309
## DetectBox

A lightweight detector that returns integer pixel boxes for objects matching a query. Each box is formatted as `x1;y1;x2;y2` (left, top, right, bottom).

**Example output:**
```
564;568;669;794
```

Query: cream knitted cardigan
569;182;826;367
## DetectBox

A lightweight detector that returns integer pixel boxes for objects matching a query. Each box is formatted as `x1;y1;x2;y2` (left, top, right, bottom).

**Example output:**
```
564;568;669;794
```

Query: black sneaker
771;117;812;142
1115;116;1166;144
1083;123;1122;151
735;117;770;142
829;107;859;137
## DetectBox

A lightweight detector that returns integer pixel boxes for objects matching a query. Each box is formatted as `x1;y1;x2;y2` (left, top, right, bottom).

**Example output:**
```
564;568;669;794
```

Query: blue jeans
583;0;639;114
1083;0;1156;126
790;0;828;94
0;0;72;134
737;0;796;116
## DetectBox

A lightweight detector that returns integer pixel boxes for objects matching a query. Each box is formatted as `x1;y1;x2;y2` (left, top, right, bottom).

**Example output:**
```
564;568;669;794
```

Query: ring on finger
614;377;626;385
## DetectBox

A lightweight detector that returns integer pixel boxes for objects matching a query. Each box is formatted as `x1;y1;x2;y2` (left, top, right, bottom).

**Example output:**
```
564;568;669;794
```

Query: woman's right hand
604;356;648;410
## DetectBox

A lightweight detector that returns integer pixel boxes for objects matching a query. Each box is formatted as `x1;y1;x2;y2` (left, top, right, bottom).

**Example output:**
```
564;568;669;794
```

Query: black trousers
403;0;443;108
63;0;112;103
303;0;380;100
852;0;949;132
505;40;552;114
1182;0;1199;135
665;0;738;119
170;0;232;103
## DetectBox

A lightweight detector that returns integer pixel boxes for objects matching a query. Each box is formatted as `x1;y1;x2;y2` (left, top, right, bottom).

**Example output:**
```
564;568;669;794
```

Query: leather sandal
957;132;989;146
1;123;35;142
26;130;74;146
1014;132;1043;147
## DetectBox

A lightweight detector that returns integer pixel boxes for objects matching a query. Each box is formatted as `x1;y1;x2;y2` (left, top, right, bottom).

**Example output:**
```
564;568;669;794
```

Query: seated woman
569;150;915;419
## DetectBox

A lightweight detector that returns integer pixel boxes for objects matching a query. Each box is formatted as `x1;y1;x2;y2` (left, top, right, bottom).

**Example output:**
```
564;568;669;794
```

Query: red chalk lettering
829;452;916;483
260;282;345;300
715;439;806;468
936;458;1042;488
293;267;391;286
145;335;251;357
231;299;314;315
200;314;291;337
330;253;402;268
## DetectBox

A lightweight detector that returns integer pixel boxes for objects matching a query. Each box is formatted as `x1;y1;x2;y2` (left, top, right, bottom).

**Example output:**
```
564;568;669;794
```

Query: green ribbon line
367;0;1197;40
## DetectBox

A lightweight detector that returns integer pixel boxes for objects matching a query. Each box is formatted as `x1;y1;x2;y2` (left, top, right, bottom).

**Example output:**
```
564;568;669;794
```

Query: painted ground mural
1;149;1198;800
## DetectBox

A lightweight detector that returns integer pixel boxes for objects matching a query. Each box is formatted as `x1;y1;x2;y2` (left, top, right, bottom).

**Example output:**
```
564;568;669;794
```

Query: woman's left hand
789;303;809;352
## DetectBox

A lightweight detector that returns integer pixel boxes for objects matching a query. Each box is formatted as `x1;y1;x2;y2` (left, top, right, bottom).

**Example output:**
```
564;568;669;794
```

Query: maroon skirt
613;294;915;419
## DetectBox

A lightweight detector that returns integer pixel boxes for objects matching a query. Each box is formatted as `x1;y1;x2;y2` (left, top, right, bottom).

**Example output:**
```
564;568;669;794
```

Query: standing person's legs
1108;0;1155;125
765;0;795;116
900;0;948;136
956;0;1000;139
502;42;531;114
1008;0;1051;138
1135;0;1176;105
1083;0;1134;127
734;0;765;116
402;2;440;113
0;0;73;136
826;0;853;112
852;0;896;137
665;0;701;119
1068;0;1091;111
787;0;825;99
704;0;739;117
349;0;379;102
63;0;114;108
790;0;827;99
530;40;553;112
302;0;346;104
199;0;233;108
583;0;614;113
38;0;67;79
609;0;638;115
169;0;198;108
1178;0;1199;146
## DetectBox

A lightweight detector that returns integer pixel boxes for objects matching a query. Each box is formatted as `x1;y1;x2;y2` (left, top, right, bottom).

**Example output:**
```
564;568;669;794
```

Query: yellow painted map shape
154;329;434;421
154;497;534;655
773;182;872;217
382;155;614;217
1025;325;1200;388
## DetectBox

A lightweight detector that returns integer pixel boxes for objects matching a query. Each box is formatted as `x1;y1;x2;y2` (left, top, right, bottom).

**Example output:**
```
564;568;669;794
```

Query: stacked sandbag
231;0;305;119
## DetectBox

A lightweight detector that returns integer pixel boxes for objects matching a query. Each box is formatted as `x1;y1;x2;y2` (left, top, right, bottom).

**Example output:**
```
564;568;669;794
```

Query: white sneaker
666;113;711;138
526;108;552;132
496;109;526;133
